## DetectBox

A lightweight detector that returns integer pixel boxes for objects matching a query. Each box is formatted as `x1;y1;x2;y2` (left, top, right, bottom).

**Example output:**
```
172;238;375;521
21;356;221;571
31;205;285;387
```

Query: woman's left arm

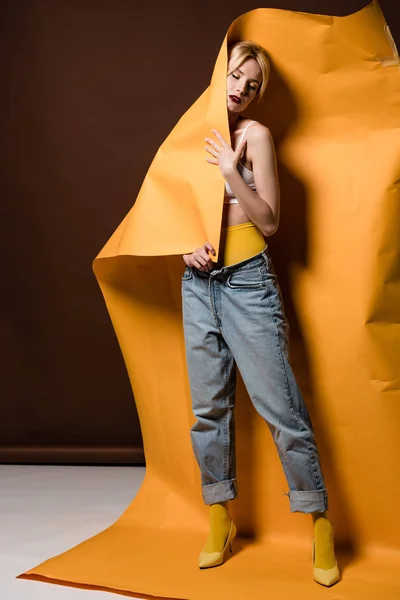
249;127;280;235
209;126;280;236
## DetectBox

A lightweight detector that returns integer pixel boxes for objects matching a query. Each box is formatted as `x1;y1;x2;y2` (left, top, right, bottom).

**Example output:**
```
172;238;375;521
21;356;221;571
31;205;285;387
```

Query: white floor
0;464;146;599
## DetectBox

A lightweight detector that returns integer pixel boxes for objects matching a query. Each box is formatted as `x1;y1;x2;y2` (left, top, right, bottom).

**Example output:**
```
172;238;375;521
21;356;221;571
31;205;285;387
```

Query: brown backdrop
1;0;398;464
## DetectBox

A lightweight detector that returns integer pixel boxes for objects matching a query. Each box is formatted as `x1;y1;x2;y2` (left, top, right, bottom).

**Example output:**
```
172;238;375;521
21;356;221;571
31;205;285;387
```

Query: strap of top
238;120;256;144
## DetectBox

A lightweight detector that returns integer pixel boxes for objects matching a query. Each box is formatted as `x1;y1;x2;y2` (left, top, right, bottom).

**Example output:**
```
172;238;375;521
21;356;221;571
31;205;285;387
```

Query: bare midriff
222;201;253;228
218;204;267;267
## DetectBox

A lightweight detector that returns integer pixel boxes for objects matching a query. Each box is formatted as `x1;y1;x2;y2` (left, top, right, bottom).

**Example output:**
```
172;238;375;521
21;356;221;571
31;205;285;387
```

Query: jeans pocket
226;266;264;289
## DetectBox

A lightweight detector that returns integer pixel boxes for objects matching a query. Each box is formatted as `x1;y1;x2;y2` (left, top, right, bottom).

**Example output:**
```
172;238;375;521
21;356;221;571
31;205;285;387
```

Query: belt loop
262;249;269;265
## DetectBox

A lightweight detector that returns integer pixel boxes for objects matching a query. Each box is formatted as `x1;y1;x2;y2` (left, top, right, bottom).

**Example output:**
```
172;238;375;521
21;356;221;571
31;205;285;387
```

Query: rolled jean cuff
286;489;328;513
202;479;238;505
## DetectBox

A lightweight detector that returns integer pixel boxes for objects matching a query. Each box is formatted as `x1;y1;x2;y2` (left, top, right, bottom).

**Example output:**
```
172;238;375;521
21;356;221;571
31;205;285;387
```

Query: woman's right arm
183;243;216;271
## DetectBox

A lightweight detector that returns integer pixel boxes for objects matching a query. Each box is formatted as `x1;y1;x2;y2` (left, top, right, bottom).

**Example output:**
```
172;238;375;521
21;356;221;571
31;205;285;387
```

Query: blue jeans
181;247;328;513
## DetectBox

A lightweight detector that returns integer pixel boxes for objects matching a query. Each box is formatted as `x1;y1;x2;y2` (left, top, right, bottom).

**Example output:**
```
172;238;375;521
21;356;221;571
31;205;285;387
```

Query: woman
181;41;339;587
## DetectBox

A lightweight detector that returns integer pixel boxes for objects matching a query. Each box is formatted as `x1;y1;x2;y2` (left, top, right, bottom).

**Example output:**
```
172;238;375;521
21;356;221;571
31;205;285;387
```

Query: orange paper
18;2;400;598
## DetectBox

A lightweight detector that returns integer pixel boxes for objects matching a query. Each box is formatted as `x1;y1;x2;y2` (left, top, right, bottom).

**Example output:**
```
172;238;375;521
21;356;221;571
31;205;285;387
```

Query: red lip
229;95;241;104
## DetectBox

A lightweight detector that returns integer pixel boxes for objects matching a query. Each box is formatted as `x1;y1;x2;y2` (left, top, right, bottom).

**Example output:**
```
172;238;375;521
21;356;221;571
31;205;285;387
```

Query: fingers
204;138;220;152
185;243;216;271
203;242;216;256
194;260;210;271
194;261;210;271
204;130;232;169
212;129;228;147
195;244;216;271
235;138;247;158
204;139;219;166
204;143;218;158
197;247;212;271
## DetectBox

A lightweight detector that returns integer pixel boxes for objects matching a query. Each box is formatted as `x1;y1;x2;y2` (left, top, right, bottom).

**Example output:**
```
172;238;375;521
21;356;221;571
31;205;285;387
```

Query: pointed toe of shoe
198;549;225;569
313;563;340;587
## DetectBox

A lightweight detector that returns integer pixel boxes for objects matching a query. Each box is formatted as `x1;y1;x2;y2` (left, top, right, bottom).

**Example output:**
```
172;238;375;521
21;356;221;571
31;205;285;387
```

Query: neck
228;111;241;130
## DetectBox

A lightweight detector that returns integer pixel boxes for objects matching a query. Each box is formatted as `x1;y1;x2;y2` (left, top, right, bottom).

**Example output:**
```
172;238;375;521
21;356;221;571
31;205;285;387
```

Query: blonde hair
227;41;270;102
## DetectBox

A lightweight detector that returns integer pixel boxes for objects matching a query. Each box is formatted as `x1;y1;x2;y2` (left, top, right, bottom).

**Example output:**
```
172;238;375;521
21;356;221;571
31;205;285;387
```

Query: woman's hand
183;243;216;271
205;129;246;178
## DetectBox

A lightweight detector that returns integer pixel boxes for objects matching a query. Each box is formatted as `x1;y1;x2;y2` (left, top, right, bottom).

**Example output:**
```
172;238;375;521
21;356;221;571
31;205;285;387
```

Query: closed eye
231;73;258;91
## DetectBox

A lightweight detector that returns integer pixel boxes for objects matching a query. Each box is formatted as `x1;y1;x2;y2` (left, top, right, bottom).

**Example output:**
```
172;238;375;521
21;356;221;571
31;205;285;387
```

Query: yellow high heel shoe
198;519;237;569
312;530;340;587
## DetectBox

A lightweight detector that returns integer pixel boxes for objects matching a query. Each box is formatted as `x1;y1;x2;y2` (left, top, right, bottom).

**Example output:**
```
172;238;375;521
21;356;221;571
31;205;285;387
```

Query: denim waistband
193;245;269;278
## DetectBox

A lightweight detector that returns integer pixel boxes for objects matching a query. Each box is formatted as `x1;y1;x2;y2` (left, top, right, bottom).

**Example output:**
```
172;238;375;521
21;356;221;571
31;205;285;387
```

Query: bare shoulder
247;121;273;143
246;122;275;164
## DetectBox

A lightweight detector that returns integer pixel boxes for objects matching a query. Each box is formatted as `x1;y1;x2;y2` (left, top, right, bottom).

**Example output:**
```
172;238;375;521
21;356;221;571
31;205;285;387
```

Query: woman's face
226;57;262;113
